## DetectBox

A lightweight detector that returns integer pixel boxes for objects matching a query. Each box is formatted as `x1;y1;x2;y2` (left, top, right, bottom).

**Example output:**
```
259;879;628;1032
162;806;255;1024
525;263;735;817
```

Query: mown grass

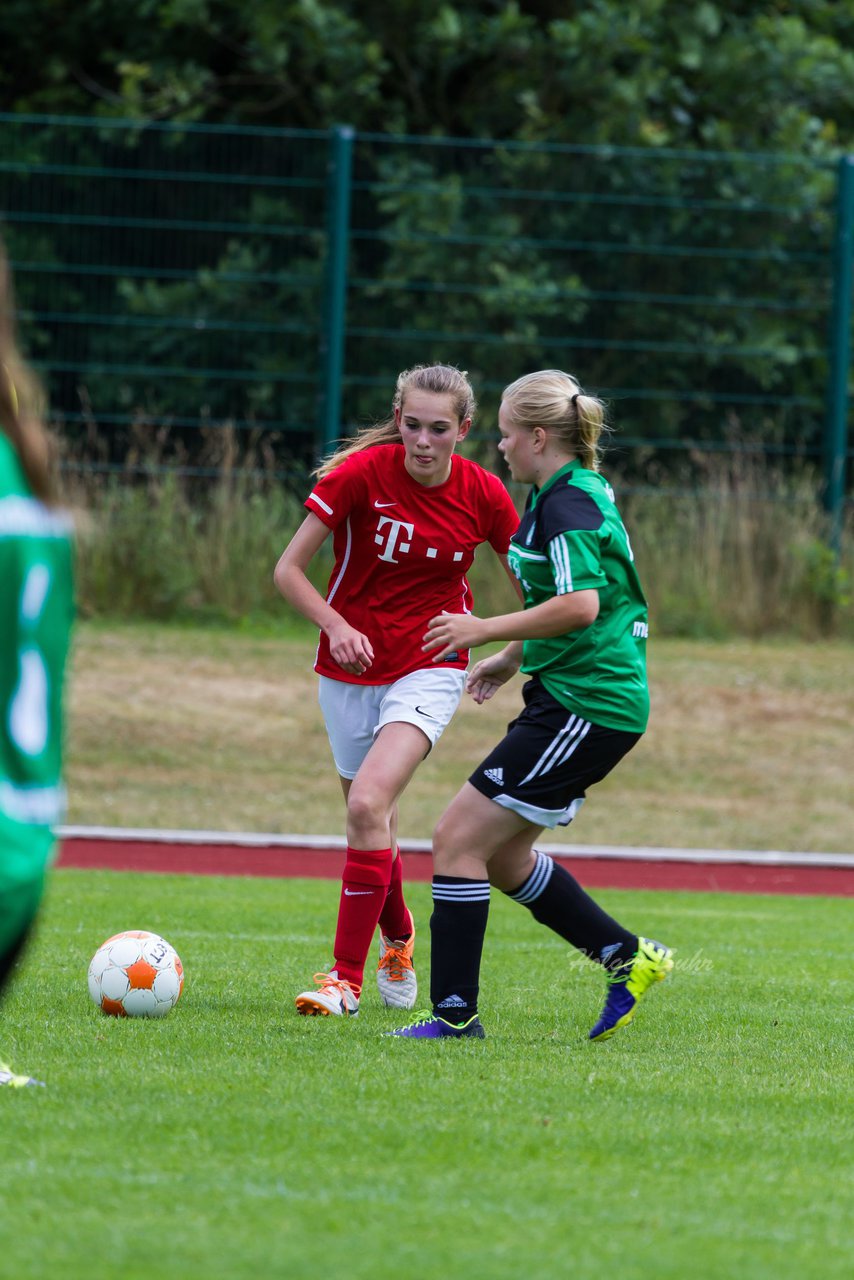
2;871;852;1280
66;620;854;852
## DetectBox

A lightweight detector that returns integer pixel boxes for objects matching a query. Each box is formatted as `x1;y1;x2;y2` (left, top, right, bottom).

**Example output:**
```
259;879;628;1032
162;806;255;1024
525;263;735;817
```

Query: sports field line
56;826;854;896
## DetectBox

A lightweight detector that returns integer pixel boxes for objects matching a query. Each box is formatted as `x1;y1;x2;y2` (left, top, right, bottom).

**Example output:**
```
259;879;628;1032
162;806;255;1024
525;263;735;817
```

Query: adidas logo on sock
483;766;504;785
600;942;622;966
436;994;467;1008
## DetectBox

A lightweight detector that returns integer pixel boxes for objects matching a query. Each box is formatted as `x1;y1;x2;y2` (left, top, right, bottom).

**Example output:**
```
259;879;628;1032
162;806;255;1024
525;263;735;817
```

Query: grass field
2;870;852;1280
6;621;851;1277
67;621;854;852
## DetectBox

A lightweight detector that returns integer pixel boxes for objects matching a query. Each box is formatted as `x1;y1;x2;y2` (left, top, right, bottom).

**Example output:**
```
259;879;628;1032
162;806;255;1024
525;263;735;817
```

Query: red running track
56;835;854;896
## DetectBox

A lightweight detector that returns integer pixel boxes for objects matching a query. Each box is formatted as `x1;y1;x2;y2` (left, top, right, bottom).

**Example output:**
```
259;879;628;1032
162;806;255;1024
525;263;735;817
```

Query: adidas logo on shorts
483;766;504;786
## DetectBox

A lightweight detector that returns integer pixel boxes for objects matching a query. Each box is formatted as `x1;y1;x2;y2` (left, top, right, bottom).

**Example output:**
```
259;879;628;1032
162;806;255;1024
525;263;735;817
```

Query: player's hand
465;650;520;704
422;611;488;662
326;620;374;674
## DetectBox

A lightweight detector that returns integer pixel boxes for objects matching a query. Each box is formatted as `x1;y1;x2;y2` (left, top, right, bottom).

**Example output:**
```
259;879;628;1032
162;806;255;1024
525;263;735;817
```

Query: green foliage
2;1;854;151
77;471;199;618
66;427;311;621
340;134;836;464
619;452;854;639
0;1;847;150
1;2;850;518
794;536;852;634
65;442;853;638
5;116;838;472
2;872;852;1279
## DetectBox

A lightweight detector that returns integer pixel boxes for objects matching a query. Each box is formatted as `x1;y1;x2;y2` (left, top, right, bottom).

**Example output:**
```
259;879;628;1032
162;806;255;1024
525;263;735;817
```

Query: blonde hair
0;240;56;504
501;369;607;472
314;363;476;479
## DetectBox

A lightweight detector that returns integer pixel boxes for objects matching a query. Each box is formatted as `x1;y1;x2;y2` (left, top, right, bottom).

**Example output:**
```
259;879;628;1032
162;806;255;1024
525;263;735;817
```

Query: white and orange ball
87;930;184;1017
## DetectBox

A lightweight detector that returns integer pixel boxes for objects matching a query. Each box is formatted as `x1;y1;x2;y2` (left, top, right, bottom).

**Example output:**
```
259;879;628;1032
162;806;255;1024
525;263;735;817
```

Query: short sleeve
540;483;606;594
548;530;606;594
304;455;364;529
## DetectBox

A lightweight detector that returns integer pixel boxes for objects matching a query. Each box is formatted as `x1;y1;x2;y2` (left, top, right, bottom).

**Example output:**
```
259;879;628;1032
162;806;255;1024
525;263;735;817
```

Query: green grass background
2;870;852;1280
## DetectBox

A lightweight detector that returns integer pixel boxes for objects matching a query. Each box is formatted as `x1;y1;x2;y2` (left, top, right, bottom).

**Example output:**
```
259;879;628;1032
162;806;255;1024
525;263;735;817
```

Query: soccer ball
87;930;184;1018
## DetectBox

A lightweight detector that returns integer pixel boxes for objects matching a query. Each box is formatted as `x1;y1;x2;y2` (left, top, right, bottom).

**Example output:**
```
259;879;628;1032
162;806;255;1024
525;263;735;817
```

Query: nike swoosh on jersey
373;500;397;508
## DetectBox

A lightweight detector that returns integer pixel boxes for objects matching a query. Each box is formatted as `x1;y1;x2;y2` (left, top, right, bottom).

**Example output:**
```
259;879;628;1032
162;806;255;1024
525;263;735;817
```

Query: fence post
318;124;355;459
824;154;854;553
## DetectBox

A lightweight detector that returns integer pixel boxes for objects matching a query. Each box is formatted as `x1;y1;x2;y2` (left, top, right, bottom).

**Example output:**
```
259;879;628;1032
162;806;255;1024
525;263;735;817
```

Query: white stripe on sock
509;850;554;904
432;881;491;903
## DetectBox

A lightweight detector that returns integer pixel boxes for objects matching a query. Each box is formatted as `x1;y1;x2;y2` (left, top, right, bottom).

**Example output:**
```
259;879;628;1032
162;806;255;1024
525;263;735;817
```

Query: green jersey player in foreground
0;242;75;1085
390;368;672;1040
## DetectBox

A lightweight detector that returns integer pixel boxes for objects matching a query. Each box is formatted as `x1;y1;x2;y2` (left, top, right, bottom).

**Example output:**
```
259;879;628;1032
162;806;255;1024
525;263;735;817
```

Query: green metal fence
1;113;328;467
1;112;850;532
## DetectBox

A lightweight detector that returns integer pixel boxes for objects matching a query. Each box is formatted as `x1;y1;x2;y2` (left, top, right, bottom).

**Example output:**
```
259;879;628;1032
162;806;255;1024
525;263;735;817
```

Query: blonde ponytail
501;369;607;471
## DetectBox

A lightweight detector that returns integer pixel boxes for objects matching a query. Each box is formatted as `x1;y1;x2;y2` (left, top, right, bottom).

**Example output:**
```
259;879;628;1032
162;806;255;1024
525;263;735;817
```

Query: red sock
378;851;411;943
333;847;393;988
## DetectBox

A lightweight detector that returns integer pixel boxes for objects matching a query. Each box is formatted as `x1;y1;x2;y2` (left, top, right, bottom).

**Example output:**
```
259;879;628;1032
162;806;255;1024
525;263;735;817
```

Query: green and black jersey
0;431;75;890
506;459;649;733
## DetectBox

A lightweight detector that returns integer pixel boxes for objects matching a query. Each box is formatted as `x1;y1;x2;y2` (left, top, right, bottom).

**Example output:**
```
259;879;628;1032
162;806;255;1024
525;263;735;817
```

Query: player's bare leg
337;744;419;1008
297;723;427;1016
432;781;533;879
344;721;429;850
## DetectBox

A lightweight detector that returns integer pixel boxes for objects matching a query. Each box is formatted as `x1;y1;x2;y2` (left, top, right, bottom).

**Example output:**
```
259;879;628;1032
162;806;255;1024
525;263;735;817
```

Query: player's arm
454;551;524;703
465;641;524;705
273;513;374;675
423;591;599;663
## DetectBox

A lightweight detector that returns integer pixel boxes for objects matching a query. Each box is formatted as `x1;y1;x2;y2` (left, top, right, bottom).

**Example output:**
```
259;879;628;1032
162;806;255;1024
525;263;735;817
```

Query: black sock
430;876;490;1020
507;851;637;968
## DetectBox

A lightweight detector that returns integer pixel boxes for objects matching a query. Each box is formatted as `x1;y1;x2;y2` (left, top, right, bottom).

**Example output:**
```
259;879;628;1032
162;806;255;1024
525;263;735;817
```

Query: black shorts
468;677;642;828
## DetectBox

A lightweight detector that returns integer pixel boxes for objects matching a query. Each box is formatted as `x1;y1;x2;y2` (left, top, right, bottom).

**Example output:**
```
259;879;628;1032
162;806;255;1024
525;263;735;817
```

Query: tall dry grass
619;453;852;639
61;429;852;638
62;425;310;621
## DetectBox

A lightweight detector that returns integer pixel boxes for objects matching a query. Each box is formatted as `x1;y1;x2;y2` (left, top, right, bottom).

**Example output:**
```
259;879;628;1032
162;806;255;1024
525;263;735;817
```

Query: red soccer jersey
305;443;519;684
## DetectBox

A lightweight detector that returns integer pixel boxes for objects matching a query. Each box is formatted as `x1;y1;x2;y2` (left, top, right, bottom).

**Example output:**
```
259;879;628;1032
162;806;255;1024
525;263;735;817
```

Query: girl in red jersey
274;364;520;1018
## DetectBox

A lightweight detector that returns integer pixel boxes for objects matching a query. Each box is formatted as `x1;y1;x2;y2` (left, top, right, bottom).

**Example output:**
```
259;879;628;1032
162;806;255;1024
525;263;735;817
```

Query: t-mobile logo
375;515;415;563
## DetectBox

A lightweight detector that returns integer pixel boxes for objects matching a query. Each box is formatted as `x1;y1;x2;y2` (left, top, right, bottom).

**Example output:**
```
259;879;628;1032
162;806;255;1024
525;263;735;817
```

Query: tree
2;2;853;155
0;1;850;476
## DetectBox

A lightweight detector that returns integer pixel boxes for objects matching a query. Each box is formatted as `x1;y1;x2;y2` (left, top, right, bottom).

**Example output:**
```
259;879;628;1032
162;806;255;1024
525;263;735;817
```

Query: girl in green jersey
390;369;672;1042
0;240;75;1087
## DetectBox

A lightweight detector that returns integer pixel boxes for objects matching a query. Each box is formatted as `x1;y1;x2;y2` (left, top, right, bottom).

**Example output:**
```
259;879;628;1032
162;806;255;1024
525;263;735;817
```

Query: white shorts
318;668;467;780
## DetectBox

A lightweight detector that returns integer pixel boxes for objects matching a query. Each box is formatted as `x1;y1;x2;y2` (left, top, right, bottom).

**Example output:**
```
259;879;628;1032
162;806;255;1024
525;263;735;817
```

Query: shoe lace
605;965;631;987
312;972;362;999
378;944;411;981
401;1009;435;1028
